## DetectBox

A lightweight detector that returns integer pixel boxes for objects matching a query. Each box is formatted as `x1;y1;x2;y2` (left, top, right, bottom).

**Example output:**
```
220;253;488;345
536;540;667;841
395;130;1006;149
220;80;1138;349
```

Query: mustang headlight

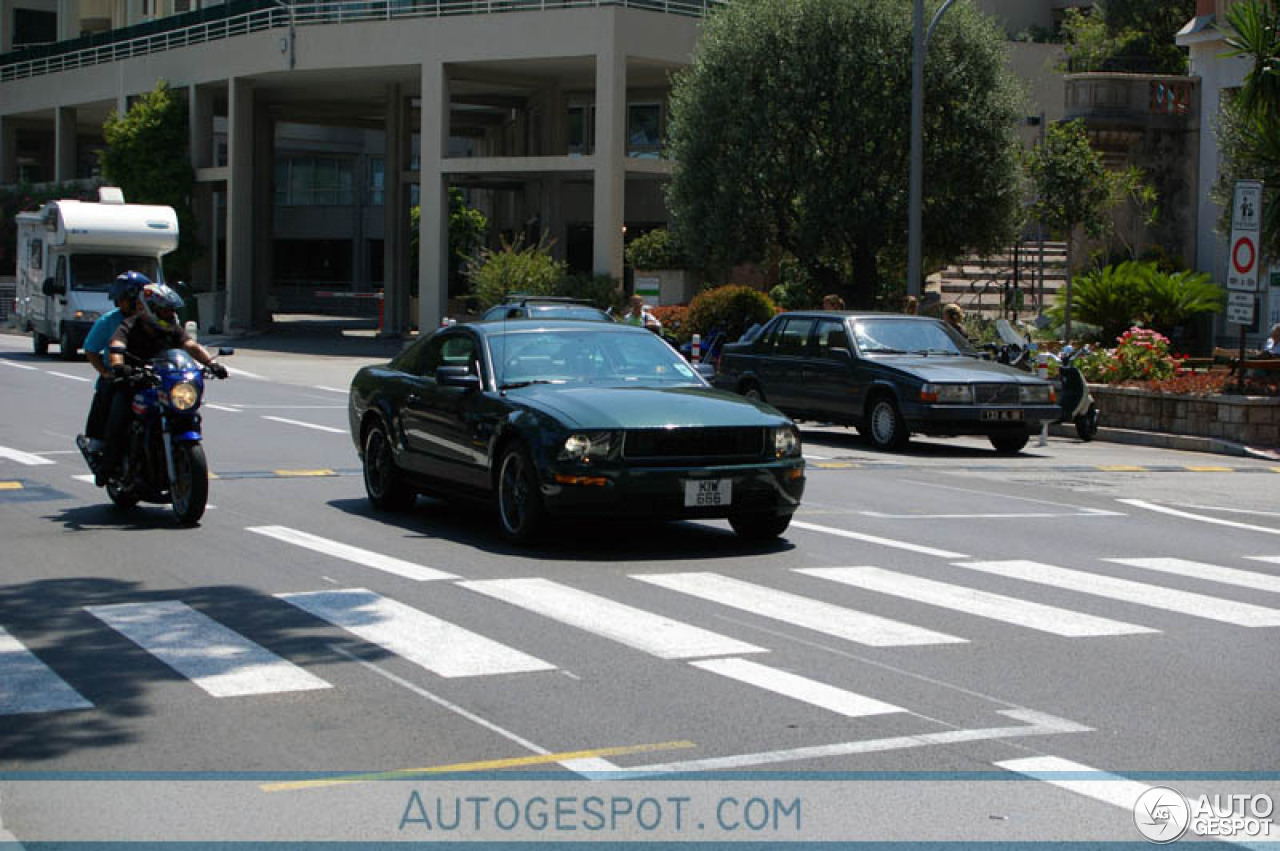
559;431;617;463
1020;383;1054;404
920;383;973;404
169;381;200;410
772;425;802;458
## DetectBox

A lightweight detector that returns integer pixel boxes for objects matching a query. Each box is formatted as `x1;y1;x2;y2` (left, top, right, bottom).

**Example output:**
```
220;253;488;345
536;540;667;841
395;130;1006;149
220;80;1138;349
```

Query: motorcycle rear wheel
171;443;209;526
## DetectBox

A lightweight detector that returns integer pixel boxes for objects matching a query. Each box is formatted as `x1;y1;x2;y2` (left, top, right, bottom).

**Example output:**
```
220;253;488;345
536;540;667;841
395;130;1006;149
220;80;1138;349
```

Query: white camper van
15;187;179;358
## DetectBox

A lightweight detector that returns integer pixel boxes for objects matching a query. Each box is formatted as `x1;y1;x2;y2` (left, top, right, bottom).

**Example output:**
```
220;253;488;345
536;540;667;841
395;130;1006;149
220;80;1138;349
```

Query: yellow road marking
1098;465;1145;472
815;462;858;469
1272;467;1280;474
0;481;22;490
273;469;335;478
1185;466;1232;472
261;740;695;792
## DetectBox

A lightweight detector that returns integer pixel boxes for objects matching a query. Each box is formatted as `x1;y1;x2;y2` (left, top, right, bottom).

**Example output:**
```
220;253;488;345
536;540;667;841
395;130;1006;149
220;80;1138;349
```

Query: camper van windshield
69;255;161;292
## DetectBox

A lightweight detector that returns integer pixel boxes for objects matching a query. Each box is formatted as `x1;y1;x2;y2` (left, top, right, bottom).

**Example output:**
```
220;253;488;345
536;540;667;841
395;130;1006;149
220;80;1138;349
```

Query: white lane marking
858;508;1123;519
1178;504;1280;518
278;589;554;678
457;577;766;660
1108;557;1280;594
204;403;242;413
247;526;456;582
0;360;38;371
630;709;1090;774
46;370;92;383
224;366;266;380
803;453;831;461
0;445;57;466
689;657;905;717
71;474;96;484
0;626;93;715
955;560;1280;627
1121;498;1280;537
798;566;1156;637
635;572;964;647
261;415;345;434
328;645;617;777
790;520;969;559
313;385;350;394
86;601;331;698
1248;556;1280;565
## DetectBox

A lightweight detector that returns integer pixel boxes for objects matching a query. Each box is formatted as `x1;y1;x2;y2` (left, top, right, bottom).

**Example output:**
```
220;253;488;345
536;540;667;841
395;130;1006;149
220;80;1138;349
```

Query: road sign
1228;180;1264;292
1227;291;1256;325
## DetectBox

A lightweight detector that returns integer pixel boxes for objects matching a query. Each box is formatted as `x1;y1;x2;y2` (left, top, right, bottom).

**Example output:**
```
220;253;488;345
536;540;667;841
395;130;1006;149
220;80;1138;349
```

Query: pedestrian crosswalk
4;527;1280;728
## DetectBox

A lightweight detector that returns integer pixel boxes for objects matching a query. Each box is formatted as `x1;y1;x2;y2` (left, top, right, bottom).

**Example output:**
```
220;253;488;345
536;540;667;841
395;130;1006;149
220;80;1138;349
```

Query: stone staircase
927;239;1068;322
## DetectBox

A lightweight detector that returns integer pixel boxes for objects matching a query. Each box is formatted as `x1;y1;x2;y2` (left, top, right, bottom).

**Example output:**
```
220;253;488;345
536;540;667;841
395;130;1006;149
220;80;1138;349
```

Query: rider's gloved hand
111;363;135;381
209;362;228;380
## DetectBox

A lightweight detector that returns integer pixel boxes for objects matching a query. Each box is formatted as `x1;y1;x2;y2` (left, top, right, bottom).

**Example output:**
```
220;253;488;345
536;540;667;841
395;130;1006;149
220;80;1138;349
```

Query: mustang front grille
622;427;766;461
972;383;1020;405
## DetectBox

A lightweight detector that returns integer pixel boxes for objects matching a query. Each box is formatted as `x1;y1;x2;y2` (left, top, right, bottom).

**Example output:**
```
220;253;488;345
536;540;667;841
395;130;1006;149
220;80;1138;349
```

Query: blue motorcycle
79;347;232;525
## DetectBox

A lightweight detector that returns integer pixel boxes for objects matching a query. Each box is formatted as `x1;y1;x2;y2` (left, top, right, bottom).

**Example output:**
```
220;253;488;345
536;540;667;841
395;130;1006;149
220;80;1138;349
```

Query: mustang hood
518;385;786;429
876;356;1047;383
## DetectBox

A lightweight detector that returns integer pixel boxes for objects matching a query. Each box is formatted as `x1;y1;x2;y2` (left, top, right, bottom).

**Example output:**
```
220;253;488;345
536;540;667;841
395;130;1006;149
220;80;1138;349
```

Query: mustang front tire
363;423;416;511
497;444;546;543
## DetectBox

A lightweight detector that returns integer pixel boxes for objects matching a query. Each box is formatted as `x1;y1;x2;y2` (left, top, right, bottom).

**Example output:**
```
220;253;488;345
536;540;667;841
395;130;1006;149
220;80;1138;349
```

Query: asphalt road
2;328;1278;845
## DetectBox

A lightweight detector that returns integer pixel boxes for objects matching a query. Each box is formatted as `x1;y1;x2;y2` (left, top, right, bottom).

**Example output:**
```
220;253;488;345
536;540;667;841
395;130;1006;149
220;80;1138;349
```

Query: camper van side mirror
41;277;64;297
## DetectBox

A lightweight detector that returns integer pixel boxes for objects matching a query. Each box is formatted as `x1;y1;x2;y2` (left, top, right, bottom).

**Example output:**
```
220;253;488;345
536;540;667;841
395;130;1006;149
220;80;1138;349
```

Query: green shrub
686;285;777;341
625;228;684;269
1046;260;1223;343
768;256;818;310
464;233;565;309
556;272;626;313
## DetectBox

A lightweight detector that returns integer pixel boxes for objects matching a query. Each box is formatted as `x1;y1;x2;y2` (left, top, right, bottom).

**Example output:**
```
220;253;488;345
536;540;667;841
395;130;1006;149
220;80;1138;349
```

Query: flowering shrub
1076;327;1181;383
649;305;690;340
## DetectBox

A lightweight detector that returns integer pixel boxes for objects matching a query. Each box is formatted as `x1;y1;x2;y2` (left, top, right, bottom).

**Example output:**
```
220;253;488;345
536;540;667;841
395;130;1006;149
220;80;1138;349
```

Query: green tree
99;81;199;281
410;187;489;297
1060;2;1195;74
665;0;1024;309
463;232;565;309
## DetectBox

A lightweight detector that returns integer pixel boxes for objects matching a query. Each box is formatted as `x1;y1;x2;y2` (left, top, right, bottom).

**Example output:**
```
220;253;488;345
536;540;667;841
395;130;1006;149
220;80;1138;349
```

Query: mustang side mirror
436;365;480;390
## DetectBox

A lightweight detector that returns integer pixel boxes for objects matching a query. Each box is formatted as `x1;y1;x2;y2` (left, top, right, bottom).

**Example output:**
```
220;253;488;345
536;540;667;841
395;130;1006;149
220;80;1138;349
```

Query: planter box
1091;385;1280;447
634;269;695;306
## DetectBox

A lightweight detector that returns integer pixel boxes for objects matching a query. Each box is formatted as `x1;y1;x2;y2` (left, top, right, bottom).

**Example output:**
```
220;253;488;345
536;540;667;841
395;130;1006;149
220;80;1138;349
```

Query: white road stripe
313;385;350;394
1248;556;1280;565
0;360;38;371
86;601;332;698
1108;557;1280;594
247;526;456;582
858;509;1123;519
224;366;266;380
0;445;56;466
635;572;965;647
993;756;1152;812
457;577;766;660
1121;498;1280;536
278;589;554;678
790;520;969;558
0;626;93;715
955;560;1280;627
204;403;242;413
689;657;905;717
46;370;92;383
799;566;1156;637
261;415;345;434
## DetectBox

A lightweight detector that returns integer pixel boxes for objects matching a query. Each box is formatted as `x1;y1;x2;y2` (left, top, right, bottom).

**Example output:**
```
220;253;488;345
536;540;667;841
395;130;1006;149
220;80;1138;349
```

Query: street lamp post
907;0;959;299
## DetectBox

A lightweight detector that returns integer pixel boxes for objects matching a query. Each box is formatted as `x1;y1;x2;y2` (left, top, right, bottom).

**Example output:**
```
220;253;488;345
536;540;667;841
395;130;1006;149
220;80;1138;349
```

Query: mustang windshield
491;329;701;387
853;319;971;355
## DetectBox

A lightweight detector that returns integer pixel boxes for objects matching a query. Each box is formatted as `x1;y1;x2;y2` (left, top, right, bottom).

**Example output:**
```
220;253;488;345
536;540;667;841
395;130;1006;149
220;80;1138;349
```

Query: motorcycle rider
78;272;146;469
97;280;227;485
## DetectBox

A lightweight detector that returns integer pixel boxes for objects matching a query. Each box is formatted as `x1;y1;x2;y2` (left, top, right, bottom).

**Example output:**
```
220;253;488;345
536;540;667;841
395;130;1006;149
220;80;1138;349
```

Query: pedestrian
1264;323;1280;355
902;295;919;315
821;293;845;311
620;294;662;331
942;303;968;339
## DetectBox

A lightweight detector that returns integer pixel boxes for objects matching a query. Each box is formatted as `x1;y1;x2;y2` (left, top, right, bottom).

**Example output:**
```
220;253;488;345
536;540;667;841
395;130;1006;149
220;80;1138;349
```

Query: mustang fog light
1019;384;1054;404
559;431;616;463
773;426;802;458
169;381;199;410
920;383;973;404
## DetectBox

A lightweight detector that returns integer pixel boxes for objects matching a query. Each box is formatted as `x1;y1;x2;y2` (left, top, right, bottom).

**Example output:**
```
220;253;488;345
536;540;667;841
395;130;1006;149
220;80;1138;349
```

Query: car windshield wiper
910;348;962;356
499;379;565;390
863;347;907;354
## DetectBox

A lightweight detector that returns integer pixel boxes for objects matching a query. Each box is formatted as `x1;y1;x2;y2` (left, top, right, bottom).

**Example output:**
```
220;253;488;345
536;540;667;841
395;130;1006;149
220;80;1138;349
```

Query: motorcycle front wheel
106;480;139;510
171;443;209;526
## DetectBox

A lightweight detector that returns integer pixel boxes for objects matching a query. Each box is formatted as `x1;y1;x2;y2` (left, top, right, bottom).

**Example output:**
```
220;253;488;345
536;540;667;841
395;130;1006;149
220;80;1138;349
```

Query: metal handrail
1;0;724;83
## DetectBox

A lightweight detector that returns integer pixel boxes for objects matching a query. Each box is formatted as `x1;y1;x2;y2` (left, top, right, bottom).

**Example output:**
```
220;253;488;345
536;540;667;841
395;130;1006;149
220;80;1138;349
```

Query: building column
57;0;77;41
226;77;255;334
592;36;625;282
0;116;17;185
55;107;77;182
252;101;274;325
381;83;408;336
0;0;12;53
189;83;213;170
418;60;448;331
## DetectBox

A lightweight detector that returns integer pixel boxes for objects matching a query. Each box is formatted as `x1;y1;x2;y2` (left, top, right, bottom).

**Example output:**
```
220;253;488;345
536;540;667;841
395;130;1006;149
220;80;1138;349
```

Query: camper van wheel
32;332;49;356
59;328;77;360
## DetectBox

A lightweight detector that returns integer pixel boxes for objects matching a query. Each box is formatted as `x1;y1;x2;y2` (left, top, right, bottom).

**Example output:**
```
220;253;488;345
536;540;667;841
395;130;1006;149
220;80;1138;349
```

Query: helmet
139;282;184;331
109;271;150;305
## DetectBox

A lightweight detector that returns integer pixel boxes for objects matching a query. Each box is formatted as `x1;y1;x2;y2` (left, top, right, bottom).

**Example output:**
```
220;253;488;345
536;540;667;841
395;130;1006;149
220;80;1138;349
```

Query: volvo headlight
74;310;101;321
1020;383;1054;404
559;431;617;463
920;383;973;404
772;425;802;458
169;381;199;411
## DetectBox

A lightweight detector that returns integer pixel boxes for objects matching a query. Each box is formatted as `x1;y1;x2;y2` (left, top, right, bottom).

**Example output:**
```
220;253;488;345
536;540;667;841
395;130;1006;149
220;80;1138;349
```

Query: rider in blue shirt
78;272;146;463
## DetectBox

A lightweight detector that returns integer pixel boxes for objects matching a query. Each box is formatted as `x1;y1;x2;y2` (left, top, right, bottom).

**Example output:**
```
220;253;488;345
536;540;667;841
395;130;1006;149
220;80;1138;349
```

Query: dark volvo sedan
349;320;805;542
713;312;1058;454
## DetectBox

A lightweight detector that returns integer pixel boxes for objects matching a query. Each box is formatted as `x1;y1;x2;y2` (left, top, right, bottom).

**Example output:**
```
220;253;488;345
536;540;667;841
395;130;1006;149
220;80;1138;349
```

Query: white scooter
1056;348;1099;441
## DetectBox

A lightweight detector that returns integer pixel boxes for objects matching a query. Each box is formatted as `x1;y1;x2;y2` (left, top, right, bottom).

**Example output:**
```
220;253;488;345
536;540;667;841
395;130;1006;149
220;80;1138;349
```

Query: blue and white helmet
109;271;149;305
139;282;184;331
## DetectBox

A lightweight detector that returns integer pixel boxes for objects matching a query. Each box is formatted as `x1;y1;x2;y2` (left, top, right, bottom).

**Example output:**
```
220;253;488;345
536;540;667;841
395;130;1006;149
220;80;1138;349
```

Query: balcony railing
1;0;725;83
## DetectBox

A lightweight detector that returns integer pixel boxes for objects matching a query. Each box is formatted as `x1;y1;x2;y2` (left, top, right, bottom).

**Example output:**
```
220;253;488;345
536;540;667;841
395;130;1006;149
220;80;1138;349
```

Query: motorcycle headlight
920;383;973;403
772;425;802;458
1020;384;1054;404
169;381;200;411
558;431;617;464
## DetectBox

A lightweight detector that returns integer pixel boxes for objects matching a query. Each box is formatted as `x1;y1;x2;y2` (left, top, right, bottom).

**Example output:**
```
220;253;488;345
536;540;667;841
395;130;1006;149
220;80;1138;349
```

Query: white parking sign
1228;180;1264;293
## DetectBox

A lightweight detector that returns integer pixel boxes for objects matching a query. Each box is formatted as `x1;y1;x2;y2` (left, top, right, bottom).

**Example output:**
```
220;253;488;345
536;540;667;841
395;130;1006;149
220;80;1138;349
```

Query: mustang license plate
684;478;732;507
981;409;1024;422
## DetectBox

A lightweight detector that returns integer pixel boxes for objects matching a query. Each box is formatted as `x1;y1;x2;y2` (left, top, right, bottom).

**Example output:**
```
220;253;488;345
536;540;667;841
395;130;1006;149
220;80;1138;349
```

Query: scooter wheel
1075;404;1099;442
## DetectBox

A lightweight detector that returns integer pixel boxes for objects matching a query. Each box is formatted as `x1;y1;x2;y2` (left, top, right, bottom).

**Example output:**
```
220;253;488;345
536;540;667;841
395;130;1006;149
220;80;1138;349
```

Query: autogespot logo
1134;786;1191;843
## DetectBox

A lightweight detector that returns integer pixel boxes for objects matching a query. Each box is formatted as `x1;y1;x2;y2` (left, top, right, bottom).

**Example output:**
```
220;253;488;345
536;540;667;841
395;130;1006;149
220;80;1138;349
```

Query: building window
627;103;662;159
370;158;385;206
568;105;595;156
275;156;356;206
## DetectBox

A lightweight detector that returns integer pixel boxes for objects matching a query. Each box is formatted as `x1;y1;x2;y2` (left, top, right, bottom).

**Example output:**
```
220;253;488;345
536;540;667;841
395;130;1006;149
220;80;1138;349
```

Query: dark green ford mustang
348;320;805;542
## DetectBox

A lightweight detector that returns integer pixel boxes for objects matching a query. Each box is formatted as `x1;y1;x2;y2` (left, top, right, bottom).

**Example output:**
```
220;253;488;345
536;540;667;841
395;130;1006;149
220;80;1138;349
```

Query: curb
1046;422;1264;458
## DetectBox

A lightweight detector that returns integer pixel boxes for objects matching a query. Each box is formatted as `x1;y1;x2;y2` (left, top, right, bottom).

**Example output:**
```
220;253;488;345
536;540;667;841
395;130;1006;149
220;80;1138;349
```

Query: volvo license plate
684;478;732;507
981;409;1024;422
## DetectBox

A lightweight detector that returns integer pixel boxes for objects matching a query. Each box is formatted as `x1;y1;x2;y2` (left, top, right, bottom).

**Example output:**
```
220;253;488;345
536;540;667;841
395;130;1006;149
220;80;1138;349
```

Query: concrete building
0;0;1089;333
